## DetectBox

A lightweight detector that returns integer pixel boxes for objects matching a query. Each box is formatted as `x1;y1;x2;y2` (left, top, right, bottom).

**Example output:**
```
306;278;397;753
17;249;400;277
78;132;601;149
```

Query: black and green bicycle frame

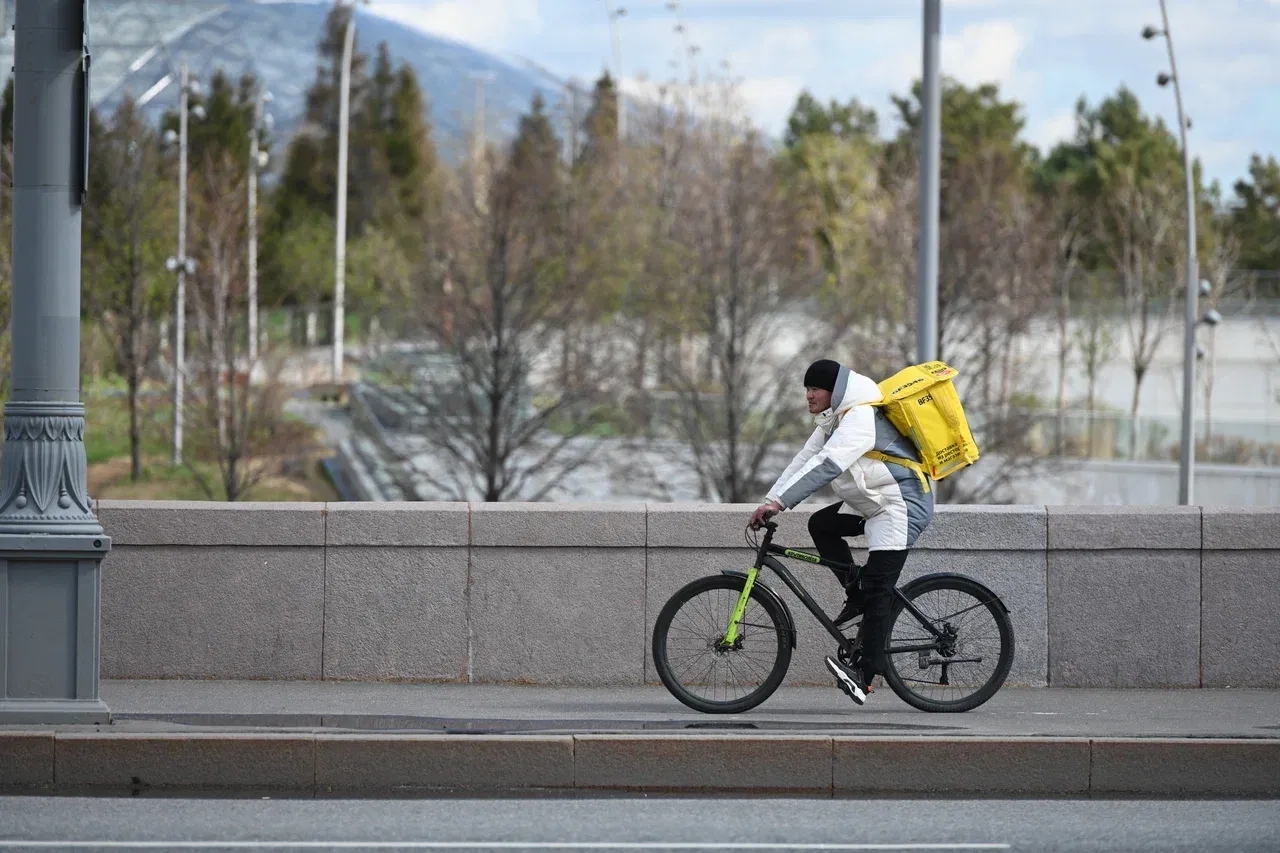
720;521;962;660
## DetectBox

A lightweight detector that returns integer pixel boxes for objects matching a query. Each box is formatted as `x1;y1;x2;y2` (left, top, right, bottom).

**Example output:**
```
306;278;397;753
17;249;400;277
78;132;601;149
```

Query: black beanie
803;359;840;392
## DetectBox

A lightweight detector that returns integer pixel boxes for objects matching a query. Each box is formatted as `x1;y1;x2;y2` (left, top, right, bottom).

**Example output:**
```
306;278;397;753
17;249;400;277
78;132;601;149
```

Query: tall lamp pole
1144;1;1200;505
163;62;203;466
248;88;272;366
333;3;356;385
917;0;941;363
0;0;112;725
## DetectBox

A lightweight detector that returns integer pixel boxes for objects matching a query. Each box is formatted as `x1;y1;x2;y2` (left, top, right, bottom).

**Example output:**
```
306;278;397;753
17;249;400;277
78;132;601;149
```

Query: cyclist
749;358;934;705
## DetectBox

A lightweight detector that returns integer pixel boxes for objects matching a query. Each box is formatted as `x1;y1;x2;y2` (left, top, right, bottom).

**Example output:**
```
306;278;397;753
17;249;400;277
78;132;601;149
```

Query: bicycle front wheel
882;574;1014;713
652;574;792;714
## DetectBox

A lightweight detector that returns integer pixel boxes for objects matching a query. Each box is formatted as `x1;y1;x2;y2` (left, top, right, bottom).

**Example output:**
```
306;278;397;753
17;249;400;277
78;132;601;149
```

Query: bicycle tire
882;574;1014;713
652;574;791;714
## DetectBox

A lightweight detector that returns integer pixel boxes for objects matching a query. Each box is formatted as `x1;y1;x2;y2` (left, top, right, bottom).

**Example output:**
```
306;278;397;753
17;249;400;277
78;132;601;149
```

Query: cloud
1026;108;1077;153
735;75;807;133
368;1;542;51
941;20;1027;90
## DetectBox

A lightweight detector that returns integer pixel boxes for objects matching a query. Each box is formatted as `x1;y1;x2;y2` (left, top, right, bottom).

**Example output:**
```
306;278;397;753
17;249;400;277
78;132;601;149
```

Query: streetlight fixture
164;60;203;466
1143;0;1200;506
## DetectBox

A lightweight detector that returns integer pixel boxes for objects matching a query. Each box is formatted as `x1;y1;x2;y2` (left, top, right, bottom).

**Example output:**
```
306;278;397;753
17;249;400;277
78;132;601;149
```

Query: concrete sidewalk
3;682;1279;797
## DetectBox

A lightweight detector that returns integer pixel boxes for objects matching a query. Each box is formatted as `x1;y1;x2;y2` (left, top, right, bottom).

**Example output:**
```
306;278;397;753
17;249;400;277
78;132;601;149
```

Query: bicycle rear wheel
882;574;1014;713
652;574;791;714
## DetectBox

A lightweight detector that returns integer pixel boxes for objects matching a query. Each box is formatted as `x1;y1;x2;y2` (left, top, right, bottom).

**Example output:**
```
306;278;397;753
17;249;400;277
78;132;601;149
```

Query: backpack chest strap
863;450;932;494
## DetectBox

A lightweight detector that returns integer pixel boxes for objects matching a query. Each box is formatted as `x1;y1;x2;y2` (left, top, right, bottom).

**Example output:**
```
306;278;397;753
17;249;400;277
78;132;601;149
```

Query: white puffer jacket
765;363;934;551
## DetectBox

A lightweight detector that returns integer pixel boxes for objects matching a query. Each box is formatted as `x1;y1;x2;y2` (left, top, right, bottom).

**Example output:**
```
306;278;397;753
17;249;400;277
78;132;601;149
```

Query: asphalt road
2;796;1279;853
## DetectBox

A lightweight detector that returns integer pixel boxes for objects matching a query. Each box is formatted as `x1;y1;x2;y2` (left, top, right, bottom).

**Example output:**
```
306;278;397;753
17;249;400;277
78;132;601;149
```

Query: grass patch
76;381;336;502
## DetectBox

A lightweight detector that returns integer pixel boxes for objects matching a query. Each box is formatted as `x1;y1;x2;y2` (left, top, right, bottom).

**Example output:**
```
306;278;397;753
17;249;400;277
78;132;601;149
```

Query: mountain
0;0;569;161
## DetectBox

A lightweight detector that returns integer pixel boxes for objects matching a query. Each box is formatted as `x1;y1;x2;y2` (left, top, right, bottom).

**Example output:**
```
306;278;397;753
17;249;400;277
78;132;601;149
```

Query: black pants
808;501;910;678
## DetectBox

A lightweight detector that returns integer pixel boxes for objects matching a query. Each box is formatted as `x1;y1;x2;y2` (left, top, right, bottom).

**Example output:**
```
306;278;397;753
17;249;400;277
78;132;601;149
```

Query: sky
365;0;1280;194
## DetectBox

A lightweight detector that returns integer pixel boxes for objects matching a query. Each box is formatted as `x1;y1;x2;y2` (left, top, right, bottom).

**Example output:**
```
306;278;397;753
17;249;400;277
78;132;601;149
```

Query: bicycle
651;520;1015;714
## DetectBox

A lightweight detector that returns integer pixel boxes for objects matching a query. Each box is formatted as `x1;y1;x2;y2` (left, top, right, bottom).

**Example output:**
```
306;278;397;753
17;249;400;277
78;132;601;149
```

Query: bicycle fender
720;570;798;649
901;572;1011;614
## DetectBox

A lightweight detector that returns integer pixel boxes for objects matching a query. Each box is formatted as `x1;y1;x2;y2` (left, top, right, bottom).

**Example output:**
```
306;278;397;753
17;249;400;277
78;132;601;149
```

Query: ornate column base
0;403;111;724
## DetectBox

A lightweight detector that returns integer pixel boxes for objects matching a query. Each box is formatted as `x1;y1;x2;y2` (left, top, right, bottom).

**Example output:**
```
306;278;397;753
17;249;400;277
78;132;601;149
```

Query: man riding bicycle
750;358;934;705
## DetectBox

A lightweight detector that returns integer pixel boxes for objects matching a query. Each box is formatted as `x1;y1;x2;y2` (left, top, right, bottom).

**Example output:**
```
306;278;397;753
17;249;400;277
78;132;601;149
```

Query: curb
3;732;1278;796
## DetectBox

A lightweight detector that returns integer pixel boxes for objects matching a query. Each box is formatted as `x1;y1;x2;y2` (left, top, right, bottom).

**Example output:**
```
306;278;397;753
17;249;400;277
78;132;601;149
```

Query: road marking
0;843;1013;851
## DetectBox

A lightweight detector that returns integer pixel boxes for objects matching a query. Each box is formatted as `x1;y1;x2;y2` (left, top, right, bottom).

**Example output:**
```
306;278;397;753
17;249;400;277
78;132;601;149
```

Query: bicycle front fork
721;564;760;645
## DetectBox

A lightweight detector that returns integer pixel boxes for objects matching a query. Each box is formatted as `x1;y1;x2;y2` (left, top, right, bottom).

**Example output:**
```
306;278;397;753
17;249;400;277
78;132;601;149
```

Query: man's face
806;386;832;415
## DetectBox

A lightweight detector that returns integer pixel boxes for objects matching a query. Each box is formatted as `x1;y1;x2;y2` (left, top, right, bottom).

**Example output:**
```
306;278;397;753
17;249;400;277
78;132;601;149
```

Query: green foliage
161;70;260;175
581;71;618;160
1231;154;1280;270
264;2;441;310
782;90;878;152
890;78;1036;183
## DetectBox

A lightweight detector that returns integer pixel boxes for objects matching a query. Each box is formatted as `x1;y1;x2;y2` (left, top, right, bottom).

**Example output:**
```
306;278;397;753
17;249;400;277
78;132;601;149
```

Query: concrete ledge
916;505;1047;551
97;501;326;547
316;734;574;791
472;503;645;547
1202;506;1280;550
573;734;833;793
1091;738;1280;796
646;504;817;549
834;737;1090;795
53;733;315;790
0;732;54;789
1048;505;1201;550
325;502;469;547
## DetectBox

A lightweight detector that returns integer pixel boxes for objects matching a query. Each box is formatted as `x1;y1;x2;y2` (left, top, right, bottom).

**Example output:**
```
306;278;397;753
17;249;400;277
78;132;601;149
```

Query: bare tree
184;154;312;500
1072;274;1118;457
82;99;173;481
635;78;821;503
391;126;609;502
1094;157;1182;455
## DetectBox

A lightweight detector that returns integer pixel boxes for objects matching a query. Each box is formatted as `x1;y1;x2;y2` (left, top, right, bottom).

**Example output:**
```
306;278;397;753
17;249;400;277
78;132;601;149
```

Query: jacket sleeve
768;406;876;509
765;426;825;505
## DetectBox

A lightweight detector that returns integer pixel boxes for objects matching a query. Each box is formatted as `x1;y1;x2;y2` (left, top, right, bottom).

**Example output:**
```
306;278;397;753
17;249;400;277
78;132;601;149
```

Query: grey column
917;0;941;363
0;0;111;724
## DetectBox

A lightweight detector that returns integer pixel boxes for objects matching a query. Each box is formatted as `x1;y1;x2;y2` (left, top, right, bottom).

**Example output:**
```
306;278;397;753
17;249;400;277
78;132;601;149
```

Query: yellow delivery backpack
863;361;979;493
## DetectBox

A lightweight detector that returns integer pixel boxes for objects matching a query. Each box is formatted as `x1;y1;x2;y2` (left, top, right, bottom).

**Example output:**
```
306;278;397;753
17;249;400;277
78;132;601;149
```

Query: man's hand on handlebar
750;501;783;530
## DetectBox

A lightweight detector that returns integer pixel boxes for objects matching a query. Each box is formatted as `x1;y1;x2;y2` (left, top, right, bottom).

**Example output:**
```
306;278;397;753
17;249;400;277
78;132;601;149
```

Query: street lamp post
333;4;355;386
0;0;112;725
248;88;272;366
917;0;941;363
163;61;203;466
1144;1;1199;505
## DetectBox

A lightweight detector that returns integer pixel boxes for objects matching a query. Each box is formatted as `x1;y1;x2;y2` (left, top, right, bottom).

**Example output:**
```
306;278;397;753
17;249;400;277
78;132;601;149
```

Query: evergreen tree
384;61;438;224
512;93;559;177
783;90;878;151
579;71;618;165
271;1;372;236
1231;154;1280;271
161;70;257;174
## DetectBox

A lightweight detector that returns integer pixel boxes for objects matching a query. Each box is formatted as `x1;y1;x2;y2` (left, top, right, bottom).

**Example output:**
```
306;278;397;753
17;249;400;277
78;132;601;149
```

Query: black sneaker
832;595;864;627
825;655;871;705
